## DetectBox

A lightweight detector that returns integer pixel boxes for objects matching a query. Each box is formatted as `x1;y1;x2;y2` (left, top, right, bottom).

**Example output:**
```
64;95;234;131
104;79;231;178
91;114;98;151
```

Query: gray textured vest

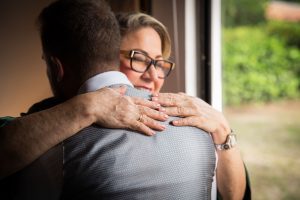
3;86;216;200
62;86;216;200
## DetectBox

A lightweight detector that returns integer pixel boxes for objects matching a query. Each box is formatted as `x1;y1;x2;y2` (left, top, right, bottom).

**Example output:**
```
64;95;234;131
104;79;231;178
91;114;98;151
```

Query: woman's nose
142;64;159;81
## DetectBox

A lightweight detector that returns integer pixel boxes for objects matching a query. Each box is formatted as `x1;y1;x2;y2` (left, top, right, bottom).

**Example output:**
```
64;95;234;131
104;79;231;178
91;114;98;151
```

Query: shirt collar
78;71;133;94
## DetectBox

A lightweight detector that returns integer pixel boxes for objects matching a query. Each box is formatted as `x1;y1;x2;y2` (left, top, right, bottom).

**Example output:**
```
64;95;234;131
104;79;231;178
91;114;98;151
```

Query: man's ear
50;57;64;82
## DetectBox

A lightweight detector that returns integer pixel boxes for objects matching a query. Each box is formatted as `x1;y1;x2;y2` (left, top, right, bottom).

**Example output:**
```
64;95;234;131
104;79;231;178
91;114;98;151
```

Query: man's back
62;86;216;200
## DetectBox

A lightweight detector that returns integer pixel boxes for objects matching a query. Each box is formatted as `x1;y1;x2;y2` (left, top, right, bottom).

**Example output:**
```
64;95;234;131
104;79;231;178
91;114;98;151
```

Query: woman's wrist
211;126;232;144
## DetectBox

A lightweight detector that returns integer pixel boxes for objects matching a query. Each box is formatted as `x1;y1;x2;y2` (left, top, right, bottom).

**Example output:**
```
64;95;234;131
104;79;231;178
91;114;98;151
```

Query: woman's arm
0;87;167;180
154;92;246;200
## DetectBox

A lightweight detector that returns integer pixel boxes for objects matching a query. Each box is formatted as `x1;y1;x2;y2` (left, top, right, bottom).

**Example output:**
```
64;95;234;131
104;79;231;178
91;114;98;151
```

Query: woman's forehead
121;27;162;58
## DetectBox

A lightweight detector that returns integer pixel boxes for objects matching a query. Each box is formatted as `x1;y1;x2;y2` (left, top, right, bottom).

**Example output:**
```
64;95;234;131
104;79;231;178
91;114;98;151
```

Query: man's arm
0;117;15;128
0;87;167;179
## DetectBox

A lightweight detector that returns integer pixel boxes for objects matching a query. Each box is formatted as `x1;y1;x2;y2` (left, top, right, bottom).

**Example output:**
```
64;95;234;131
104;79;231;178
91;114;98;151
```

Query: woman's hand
153;92;231;143
84;86;168;136
153;92;247;199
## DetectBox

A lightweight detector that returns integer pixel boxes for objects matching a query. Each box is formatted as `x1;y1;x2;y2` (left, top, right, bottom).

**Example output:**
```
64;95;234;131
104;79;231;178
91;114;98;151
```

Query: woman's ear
50;57;64;82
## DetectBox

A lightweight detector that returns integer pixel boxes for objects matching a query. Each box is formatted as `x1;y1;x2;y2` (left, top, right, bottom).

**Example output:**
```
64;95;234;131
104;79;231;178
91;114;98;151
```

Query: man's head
38;0;120;99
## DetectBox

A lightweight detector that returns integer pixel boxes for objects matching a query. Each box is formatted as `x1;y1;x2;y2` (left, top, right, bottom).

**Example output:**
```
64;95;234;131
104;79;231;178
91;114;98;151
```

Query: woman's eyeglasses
120;50;175;79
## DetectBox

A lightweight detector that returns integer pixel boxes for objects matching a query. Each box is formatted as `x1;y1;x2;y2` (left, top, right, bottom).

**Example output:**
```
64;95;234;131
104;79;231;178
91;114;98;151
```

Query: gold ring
137;114;143;122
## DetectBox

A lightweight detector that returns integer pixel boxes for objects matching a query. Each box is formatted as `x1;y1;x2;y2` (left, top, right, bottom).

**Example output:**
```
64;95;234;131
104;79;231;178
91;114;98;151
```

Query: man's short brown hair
38;0;120;77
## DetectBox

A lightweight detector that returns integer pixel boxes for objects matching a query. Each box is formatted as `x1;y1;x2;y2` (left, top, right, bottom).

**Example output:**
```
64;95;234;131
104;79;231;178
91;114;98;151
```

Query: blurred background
0;0;299;199
0;0;53;116
222;0;300;199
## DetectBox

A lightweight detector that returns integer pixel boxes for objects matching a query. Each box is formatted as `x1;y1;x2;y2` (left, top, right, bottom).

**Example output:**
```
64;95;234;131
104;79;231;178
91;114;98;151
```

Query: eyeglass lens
131;51;172;78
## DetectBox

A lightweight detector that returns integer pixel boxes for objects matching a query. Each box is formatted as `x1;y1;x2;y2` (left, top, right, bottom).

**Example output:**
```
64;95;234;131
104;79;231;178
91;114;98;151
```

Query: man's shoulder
25;97;63;115
0;116;15;128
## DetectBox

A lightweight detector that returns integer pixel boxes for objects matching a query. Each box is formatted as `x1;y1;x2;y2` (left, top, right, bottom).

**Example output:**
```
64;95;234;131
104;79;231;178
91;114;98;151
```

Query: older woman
116;12;247;200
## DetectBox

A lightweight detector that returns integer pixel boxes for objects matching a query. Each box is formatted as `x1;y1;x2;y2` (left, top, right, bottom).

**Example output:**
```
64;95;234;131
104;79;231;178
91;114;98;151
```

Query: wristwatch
214;133;237;151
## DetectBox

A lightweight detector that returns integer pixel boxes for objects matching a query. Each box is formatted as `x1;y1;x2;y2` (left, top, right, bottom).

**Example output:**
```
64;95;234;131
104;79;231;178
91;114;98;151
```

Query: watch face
224;144;230;150
215;134;237;151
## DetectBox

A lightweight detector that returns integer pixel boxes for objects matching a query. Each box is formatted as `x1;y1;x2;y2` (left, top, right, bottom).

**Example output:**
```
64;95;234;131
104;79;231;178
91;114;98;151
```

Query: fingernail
152;93;159;97
164;114;169;119
160;107;166;112
172;120;178;125
160;125;166;130
156;103;161;108
152;97;158;101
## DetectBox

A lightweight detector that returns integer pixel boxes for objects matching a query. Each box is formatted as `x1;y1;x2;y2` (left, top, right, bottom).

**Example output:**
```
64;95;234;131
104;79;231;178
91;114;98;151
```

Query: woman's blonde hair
116;12;171;59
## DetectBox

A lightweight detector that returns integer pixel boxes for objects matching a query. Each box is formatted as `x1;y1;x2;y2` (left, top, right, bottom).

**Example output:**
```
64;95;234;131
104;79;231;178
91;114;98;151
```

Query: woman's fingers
137;113;166;131
154;92;231;143
153;93;180;107
91;89;168;136
154;93;200;117
134;107;168;131
154;92;215;132
172;116;209;131
140;106;168;121
163;106;197;117
128;114;166;136
111;85;127;95
171;114;230;143
132;97;161;110
117;96;168;136
129;121;156;136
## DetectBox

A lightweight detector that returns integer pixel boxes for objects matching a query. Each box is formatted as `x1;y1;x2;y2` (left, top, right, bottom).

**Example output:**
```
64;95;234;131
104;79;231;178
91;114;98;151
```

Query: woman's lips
135;86;152;93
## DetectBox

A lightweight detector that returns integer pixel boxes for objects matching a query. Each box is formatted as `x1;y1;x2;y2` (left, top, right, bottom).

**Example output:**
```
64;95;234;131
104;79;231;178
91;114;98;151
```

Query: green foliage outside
267;20;300;48
223;26;300;105
222;0;268;27
222;0;300;105
222;0;300;27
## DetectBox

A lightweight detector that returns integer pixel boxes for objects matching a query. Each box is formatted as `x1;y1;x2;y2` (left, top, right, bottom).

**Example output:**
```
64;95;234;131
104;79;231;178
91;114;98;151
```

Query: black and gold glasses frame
120;50;175;79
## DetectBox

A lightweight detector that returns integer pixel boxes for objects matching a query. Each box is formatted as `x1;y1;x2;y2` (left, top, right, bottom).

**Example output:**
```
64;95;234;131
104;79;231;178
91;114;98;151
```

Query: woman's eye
156;62;164;68
132;56;145;62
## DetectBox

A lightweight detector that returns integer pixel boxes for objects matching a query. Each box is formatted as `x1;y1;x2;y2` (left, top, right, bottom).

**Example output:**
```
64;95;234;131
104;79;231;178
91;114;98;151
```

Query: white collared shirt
78;71;133;94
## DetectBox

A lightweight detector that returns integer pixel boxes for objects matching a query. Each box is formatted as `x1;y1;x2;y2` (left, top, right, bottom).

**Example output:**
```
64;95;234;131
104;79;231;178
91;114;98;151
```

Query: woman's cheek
155;80;164;93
